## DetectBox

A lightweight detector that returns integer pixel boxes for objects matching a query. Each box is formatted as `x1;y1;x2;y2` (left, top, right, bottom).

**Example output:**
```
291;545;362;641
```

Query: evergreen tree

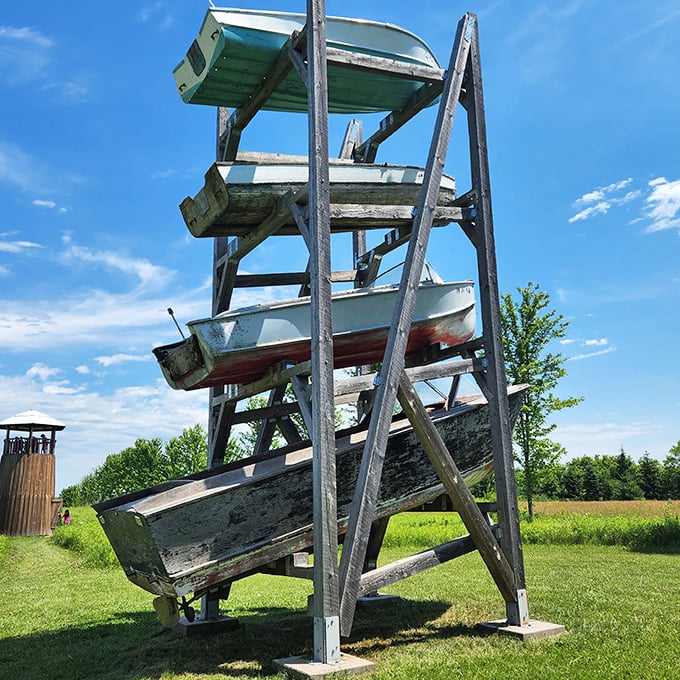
638;453;663;500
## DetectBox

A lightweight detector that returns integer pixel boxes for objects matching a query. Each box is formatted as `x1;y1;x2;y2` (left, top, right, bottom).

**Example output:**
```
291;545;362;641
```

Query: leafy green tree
501;282;582;519
164;424;208;478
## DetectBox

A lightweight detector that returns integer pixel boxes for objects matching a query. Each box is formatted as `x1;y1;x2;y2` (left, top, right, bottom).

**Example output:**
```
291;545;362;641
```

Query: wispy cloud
0;368;207;490
569;178;640;223
561;335;615;361
0;25;53;85
568;346;617;361
569;175;680;233
0;141;41;191
95;353;151;368
138;3;174;30
0;24;89;102
0;237;43;254
645;177;680;233
554;418;662;458
61;244;174;288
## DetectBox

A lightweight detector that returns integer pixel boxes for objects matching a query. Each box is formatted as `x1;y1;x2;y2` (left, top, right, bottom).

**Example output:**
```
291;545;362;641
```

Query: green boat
173;8;442;113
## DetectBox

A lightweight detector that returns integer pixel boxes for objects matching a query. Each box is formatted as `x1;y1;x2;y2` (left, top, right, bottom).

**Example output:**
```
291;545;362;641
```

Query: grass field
1;502;679;679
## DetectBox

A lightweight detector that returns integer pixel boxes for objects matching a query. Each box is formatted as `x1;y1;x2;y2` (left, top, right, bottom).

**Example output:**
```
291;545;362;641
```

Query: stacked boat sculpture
96;8;524;611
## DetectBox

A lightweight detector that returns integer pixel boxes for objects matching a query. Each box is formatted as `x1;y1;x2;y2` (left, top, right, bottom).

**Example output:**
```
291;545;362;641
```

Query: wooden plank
306;0;341;663
396;371;517;603
208;399;235;468
338;13;476;637
291;376;314;439
358;534;477;597
325;47;444;83
253;385;288;455
234;269;356;288
231;401;300;425
464;15;528;623
334;358;480;398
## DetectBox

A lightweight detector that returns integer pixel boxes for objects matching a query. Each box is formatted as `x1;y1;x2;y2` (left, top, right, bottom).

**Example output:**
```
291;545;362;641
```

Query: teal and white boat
173;8;442;113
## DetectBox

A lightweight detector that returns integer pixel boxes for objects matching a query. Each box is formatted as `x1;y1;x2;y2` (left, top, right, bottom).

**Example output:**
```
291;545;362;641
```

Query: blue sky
1;1;678;493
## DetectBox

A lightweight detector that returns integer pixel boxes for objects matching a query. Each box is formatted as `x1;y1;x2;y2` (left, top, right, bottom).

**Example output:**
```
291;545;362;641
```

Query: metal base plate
173;614;240;637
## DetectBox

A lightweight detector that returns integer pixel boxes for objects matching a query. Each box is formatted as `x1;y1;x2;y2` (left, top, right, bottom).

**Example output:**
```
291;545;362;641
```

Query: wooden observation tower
0;410;65;536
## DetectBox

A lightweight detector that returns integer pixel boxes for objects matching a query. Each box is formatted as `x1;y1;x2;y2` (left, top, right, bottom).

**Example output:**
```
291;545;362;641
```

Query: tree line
470;444;680;502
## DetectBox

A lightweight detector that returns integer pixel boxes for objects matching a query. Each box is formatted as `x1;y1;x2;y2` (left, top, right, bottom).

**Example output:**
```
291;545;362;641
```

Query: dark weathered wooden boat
173;8;442;113
153;281;475;390
180;157;457;238
94;384;526;599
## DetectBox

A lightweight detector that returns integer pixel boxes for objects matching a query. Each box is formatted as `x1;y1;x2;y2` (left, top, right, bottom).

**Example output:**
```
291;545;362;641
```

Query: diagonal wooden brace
396;370;517;604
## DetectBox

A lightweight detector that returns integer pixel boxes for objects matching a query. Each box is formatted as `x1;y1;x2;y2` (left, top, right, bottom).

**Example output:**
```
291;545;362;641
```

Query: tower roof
0;410;66;432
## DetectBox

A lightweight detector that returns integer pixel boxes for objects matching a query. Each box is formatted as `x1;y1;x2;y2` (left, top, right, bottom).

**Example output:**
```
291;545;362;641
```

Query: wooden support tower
185;4;562;672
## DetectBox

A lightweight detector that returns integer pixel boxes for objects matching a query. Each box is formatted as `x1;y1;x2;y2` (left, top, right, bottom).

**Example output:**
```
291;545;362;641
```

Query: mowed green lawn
0;506;678;680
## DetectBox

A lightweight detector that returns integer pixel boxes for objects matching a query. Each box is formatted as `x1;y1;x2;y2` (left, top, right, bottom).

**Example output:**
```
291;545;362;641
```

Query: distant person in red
63;509;71;525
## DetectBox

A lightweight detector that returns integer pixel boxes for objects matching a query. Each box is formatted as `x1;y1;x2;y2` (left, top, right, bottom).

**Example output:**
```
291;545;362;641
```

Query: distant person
63;509;71;525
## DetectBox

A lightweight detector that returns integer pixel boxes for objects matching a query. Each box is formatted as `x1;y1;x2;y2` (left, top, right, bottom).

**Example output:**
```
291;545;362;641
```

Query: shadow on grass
0;597;468;679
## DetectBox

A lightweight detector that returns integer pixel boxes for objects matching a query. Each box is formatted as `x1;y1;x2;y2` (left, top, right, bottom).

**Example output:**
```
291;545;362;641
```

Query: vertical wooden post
306;0;341;664
465;18;528;625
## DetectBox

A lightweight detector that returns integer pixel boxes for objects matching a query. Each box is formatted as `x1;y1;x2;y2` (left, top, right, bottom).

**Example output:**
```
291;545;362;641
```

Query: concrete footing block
273;653;375;678
477;618;566;640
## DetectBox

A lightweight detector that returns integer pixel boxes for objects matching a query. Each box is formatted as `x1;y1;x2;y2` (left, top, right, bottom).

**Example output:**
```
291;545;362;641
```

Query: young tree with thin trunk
500;282;582;519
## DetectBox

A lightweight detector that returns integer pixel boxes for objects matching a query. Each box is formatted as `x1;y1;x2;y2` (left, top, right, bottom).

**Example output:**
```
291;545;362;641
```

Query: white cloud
95;353;151;367
584;338;608;346
572;178;633;208
75;365;90;374
0;238;43;254
0;370;207;491
62;244;174;288
568;346;616;361
0;141;40;191
568;179;640;223
0;25;53;85
26;362;62;381
33;199;56;208
645;177;680;233
554;419;662;459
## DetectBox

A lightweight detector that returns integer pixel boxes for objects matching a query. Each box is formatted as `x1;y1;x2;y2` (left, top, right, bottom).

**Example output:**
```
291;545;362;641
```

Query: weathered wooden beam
253;385;288;455
231;401;300;425
358;534;478;597
306;0;341;663
291;376;314;439
334;358;481;398
233;270;356;288
338;13;475;637
465;15;528;625
325;47;444;83
208;399;236;468
396;371;517;603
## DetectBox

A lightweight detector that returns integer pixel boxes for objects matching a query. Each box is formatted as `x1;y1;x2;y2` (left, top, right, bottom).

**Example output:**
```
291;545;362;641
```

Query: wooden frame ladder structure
193;2;562;674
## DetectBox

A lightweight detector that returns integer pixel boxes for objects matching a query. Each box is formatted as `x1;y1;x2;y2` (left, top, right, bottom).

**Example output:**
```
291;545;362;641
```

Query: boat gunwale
188;280;474;327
